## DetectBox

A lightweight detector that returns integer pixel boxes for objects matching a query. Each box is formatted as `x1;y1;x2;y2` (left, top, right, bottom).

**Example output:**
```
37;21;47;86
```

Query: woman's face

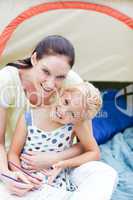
30;53;70;104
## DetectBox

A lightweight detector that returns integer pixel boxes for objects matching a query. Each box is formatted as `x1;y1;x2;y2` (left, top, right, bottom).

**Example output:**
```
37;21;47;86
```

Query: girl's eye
64;99;69;105
56;75;66;80
42;69;50;75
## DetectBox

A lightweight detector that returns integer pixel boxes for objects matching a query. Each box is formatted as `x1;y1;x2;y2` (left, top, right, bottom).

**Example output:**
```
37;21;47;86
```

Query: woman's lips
40;84;53;93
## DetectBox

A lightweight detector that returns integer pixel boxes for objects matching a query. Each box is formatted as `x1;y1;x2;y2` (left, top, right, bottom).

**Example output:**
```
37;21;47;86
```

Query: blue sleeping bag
92;84;133;144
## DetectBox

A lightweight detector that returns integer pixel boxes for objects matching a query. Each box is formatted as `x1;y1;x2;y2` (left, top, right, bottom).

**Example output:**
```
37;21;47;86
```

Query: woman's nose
45;77;55;89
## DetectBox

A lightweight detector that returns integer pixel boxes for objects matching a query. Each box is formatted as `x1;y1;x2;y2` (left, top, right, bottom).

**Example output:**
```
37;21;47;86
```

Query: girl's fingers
15;172;31;184
16;169;43;185
27;169;37;173
26;174;43;184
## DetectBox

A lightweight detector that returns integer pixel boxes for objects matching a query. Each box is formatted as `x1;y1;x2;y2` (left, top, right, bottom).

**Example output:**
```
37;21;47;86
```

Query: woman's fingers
47;168;62;185
25;151;35;156
20;153;32;162
8;180;33;190
22;163;36;170
20;156;36;170
53;161;65;169
9;185;31;197
40;169;51;176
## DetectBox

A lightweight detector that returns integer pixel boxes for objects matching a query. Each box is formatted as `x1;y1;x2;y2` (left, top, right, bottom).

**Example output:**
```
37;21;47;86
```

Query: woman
0;35;117;199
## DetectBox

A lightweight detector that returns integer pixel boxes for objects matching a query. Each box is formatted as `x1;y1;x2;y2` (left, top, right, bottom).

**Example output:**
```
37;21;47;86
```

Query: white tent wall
0;0;133;82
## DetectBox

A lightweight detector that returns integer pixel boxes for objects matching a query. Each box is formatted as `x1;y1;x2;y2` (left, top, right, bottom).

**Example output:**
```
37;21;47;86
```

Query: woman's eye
71;112;75;118
67;111;75;118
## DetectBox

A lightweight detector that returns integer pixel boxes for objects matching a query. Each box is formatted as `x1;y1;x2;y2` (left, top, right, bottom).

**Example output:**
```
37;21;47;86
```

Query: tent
0;0;133;83
0;1;133;200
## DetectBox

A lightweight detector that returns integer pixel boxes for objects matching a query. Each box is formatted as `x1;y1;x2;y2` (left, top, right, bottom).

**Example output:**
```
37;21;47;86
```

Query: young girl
8;83;101;190
7;82;102;197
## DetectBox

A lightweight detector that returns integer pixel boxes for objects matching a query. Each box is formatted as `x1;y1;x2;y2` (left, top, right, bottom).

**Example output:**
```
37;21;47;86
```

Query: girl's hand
1;170;33;197
20;169;43;190
20;151;58;170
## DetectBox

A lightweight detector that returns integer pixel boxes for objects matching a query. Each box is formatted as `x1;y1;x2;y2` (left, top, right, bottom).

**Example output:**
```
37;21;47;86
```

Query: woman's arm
20;140;84;169
0;67;20;173
21;120;99;170
54;120;100;169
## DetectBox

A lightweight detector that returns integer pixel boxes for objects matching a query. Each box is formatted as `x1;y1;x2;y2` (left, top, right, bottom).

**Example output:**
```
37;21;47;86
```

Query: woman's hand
41;167;62;185
53;160;67;169
0;170;34;197
20;142;85;171
46;161;67;185
20;151;59;170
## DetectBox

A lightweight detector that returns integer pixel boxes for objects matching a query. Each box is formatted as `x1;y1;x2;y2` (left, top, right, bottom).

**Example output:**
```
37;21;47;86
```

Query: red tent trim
0;1;133;57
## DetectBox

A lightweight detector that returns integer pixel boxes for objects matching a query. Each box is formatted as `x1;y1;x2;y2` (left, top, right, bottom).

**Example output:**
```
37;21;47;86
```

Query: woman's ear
31;52;38;66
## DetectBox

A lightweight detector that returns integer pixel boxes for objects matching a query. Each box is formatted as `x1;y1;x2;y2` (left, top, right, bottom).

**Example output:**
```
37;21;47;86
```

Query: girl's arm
8;114;27;171
0;107;9;173
8;115;43;187
0;111;34;195
54;120;100;169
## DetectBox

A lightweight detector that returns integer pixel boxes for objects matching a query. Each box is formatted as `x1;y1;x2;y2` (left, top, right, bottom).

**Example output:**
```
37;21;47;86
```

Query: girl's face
30;53;70;104
51;89;84;125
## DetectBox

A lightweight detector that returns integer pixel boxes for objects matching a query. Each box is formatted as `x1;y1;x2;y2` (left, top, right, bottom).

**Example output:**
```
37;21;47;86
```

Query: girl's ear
31;52;38;67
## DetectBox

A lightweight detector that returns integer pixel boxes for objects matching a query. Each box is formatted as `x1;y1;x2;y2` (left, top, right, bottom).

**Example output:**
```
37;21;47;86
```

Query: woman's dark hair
7;35;75;69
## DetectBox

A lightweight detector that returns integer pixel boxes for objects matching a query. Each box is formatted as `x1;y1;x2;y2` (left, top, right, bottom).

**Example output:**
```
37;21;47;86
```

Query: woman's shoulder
63;70;83;87
0;65;18;74
0;66;19;82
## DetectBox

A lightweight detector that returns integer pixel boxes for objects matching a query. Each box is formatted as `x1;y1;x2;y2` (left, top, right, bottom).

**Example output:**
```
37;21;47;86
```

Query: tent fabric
0;1;133;56
0;0;133;82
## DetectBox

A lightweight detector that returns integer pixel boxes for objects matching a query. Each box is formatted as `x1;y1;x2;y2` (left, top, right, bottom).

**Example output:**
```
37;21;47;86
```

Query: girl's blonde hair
62;82;102;120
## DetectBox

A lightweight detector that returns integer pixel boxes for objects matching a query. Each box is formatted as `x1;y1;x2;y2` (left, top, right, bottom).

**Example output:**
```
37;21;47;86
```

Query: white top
0;66;83;147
